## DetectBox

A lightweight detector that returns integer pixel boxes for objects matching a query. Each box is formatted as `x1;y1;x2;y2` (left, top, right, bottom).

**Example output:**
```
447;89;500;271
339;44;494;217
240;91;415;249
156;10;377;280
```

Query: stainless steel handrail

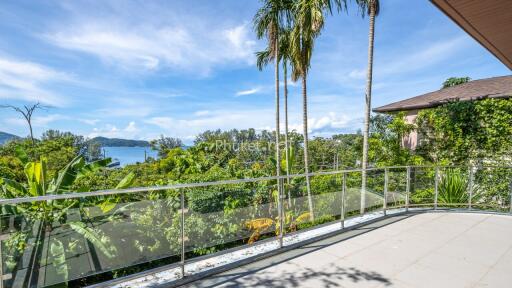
1;165;511;205
1;164;511;287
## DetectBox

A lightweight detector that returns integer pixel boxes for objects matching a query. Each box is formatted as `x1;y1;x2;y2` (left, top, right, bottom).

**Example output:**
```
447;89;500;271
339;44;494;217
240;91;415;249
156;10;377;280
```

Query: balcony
185;212;512;288
1;166;511;287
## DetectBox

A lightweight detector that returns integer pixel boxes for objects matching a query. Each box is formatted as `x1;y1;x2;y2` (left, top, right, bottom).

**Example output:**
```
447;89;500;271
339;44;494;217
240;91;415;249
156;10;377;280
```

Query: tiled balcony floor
186;212;512;288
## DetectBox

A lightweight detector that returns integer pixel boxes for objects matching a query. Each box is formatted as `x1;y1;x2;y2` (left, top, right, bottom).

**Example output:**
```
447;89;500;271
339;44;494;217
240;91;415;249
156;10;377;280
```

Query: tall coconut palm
279;29;292;188
290;0;345;220
254;0;291;221
256;28;292;173
357;0;380;214
257;27;293;205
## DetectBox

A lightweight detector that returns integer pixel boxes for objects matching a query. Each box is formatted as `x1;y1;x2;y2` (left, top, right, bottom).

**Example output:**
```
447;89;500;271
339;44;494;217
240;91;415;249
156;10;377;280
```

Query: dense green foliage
442;76;471;88
416;98;512;164
150;135;184;158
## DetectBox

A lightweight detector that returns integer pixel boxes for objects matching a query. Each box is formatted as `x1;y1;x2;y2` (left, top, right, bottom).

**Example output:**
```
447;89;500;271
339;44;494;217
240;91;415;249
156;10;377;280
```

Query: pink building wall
402;110;419;150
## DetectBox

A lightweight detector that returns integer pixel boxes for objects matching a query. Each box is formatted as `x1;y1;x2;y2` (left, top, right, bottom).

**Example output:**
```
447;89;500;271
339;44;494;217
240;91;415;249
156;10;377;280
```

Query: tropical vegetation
0;0;511;285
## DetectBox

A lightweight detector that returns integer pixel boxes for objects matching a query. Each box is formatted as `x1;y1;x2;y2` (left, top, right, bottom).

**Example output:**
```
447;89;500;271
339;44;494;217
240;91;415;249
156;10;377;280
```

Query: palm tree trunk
360;6;376;214
284;60;291;206
274;31;282;219
302;68;314;221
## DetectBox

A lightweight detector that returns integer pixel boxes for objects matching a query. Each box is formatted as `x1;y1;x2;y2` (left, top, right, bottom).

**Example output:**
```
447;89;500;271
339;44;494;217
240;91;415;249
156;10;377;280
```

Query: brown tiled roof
373;75;512;113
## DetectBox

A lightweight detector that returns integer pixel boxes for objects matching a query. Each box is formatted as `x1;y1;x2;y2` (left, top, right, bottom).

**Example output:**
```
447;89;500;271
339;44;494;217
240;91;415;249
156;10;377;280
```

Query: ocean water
102;147;158;167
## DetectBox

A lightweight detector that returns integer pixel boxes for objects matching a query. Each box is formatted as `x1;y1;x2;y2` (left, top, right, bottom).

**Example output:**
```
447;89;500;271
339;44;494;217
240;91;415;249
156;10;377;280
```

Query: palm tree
256;27;293;204
357;0;380;214
290;0;345;220
254;0;291;211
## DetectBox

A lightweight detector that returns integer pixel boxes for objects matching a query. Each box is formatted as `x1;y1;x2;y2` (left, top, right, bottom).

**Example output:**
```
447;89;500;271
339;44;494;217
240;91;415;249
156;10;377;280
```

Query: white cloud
348;68;366;79
289;112;361;136
223;25;257;63
124;121;137;132
5;114;66;127
377;36;469;76
235;87;261;96
143;103;363;142
88;121;141;139
0;56;69;106
280;79;299;87
194;110;210;116
145;108;274;139
79;118;100;125
93;106;154;118
45;21;257;75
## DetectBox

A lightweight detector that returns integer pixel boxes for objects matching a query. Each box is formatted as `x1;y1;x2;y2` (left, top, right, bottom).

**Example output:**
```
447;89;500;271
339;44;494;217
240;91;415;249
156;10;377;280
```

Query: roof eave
373;93;512;113
430;0;512;70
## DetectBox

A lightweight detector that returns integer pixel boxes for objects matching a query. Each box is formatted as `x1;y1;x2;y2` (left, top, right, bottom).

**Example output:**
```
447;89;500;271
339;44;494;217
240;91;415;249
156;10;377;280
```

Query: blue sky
0;0;509;144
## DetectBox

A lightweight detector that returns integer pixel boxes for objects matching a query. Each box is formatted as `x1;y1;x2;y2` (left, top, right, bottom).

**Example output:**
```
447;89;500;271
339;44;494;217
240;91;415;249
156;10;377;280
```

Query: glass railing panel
283;173;342;234
183;180;278;261
283;175;309;233
364;169;385;214
409;166;436;208
436;167;470;209
472;167;512;212
344;171;363;218
1;189;182;287
386;168;407;209
307;173;342;227
3;165;510;287
1;203;38;288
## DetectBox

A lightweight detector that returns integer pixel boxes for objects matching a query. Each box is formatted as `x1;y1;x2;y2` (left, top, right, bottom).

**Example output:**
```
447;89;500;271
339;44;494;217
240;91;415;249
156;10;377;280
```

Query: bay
102;146;158;167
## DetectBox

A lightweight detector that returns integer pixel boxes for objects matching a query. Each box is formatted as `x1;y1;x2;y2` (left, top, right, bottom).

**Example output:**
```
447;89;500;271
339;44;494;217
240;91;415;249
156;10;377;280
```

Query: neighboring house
374;0;512;150
373;75;512;150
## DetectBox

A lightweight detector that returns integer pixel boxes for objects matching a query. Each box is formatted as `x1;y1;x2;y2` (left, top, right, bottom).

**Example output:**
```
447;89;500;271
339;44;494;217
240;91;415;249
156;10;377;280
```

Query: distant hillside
90;136;150;147
0;131;20;145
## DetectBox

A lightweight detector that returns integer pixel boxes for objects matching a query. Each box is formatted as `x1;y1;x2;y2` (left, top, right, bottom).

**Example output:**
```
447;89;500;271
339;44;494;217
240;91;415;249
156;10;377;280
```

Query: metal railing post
341;172;346;229
509;180;512;215
406;166;411;212
434;167;439;210
0;233;3;288
180;189;186;278
468;166;474;210
278;178;284;248
383;168;388;216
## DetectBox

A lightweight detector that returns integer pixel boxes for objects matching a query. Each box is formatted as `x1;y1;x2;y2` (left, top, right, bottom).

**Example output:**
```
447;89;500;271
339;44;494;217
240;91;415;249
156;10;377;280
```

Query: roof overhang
430;0;512;70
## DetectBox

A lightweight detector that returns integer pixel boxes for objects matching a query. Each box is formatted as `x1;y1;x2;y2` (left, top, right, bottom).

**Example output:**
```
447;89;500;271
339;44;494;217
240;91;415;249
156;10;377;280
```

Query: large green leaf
48;156;85;194
99;201;117;214
49;238;68;281
78;158;112;178
68;222;116;258
99;172;136;213
15;146;29;164
24;160;47;196
0;178;27;198
115;172;135;189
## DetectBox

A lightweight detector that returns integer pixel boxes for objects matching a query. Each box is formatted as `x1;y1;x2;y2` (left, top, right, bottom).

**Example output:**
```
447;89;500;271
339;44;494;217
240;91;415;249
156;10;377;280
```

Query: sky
0;0;509;144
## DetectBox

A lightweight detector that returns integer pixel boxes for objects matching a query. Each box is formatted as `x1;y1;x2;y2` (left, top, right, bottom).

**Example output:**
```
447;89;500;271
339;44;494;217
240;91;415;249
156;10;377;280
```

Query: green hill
90;136;150;147
0;131;20;145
